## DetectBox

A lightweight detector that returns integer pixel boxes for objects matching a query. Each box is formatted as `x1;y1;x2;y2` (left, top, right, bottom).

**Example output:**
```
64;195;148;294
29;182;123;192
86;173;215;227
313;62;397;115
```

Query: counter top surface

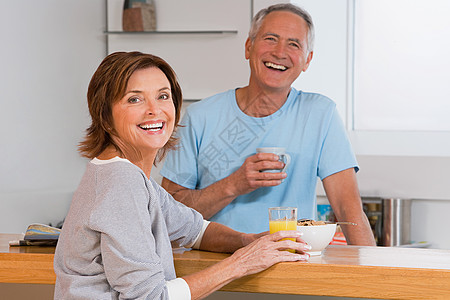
173;243;450;270
1;233;450;299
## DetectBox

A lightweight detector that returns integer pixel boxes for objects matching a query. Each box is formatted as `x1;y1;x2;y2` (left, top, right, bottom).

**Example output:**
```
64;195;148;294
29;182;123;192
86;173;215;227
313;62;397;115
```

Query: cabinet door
354;0;450;131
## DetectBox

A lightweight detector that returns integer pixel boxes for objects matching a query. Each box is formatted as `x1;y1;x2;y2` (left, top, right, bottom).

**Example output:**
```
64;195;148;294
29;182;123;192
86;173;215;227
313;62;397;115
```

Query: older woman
53;51;310;300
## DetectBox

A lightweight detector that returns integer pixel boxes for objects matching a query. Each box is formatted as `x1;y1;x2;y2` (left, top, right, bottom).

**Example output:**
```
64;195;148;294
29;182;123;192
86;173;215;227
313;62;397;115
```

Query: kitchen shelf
104;30;238;35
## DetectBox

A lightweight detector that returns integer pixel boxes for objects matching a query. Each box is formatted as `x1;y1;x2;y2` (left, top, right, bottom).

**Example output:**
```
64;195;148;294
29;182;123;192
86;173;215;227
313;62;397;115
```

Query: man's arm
322;168;376;246
198;222;266;253
162;177;237;220
162;152;286;219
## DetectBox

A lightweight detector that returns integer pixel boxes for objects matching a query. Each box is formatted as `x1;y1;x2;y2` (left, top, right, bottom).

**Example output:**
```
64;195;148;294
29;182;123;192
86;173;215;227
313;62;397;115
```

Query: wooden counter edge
174;252;450;299
0;253;56;284
2;249;450;299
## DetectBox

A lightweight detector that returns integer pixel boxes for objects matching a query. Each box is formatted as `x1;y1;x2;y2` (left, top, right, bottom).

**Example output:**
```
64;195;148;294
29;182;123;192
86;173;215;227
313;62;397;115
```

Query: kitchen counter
1;233;450;299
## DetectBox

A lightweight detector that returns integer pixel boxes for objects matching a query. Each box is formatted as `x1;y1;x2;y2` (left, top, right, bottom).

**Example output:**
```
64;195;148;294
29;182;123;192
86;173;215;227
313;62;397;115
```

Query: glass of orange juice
269;207;297;252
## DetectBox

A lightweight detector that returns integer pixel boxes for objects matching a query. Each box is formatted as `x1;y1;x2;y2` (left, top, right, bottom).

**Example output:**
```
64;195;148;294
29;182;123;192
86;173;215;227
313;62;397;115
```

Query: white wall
0;0;104;298
0;1;105;233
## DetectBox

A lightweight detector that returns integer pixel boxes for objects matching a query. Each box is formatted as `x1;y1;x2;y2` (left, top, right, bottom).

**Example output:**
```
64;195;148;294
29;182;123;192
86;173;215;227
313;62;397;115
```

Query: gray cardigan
54;158;203;299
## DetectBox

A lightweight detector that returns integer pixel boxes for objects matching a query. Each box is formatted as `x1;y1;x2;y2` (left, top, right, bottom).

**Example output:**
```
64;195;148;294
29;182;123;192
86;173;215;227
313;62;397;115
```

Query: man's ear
302;51;314;72
244;37;252;60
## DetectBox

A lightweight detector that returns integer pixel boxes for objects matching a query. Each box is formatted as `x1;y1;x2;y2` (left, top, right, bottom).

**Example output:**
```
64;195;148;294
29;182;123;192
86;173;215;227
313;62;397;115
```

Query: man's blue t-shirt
161;88;358;233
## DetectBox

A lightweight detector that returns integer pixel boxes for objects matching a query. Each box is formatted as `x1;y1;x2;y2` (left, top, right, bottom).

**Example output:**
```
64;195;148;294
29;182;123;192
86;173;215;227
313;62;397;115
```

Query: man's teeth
265;62;287;71
139;122;163;131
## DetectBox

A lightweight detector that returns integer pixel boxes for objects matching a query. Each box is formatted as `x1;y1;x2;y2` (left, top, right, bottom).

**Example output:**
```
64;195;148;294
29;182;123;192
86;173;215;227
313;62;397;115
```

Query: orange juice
269;207;297;252
269;220;297;252
269;220;297;234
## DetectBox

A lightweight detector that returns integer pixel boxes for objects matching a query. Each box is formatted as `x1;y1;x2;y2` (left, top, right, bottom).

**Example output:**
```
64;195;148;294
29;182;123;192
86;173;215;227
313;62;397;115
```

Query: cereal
297;219;326;226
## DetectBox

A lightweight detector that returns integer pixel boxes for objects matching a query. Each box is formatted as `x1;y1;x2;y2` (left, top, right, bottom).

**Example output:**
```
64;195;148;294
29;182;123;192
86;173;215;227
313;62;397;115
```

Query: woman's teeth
139;122;163;131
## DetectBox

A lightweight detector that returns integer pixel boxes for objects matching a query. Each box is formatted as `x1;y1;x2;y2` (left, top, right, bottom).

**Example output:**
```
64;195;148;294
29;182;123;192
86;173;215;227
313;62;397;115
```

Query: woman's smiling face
112;67;175;158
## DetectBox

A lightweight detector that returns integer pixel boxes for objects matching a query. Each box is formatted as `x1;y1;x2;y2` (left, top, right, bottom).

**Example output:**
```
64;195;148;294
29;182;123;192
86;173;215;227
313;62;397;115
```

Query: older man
161;3;375;246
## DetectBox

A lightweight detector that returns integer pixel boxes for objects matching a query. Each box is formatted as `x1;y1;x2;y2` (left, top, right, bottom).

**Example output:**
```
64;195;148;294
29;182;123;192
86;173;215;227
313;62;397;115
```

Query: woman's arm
184;229;310;299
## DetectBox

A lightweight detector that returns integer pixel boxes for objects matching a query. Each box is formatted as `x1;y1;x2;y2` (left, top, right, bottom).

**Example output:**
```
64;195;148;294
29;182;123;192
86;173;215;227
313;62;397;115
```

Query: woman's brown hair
78;51;182;163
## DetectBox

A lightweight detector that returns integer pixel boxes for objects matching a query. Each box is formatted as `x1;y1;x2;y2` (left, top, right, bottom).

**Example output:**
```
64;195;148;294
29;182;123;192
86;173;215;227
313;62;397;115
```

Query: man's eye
290;43;300;49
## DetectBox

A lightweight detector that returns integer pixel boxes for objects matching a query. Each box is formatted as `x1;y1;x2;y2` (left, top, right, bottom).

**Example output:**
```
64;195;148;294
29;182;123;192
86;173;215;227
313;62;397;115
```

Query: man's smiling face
245;10;313;93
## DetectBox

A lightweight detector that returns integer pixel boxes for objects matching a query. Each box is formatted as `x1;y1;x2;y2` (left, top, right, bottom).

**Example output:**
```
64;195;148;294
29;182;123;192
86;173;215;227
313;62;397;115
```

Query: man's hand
227;152;287;197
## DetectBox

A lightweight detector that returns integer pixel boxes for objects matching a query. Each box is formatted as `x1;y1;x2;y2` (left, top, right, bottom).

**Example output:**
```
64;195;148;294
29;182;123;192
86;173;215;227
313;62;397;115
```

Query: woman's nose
146;99;162;115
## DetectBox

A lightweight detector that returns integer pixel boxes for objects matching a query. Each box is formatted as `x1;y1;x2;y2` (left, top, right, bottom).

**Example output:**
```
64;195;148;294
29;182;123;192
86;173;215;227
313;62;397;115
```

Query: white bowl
296;224;337;256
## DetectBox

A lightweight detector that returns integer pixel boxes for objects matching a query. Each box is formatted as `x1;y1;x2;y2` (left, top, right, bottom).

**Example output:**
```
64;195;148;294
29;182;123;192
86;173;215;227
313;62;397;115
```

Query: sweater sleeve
166;278;191;300
152;179;204;249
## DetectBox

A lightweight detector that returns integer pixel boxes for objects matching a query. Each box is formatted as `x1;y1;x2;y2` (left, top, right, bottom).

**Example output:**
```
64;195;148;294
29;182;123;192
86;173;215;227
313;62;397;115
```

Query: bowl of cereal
297;219;337;256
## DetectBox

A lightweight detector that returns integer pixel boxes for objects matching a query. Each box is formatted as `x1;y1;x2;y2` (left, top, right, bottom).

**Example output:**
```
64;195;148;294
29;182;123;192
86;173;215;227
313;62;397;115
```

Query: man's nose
272;42;287;58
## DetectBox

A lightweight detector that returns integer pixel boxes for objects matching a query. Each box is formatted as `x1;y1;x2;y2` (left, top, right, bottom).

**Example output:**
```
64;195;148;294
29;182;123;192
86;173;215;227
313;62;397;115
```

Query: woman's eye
159;93;170;101
128;96;141;104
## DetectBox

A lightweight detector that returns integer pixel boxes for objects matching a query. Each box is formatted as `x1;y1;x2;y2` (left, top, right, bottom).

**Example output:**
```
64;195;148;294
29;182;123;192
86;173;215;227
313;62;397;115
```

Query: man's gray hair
248;3;315;53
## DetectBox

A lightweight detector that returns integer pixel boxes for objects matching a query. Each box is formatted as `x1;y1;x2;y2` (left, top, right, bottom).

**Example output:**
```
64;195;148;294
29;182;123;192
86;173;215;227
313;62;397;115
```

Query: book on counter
9;223;61;246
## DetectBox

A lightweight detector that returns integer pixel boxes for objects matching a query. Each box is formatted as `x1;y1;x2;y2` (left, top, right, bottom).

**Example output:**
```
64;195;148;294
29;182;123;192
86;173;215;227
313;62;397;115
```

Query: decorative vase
123;0;156;32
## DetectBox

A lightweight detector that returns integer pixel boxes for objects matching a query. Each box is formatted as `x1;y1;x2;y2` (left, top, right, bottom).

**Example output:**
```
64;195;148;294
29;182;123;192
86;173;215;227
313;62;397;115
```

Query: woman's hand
241;231;269;247
184;230;309;300
229;230;310;277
